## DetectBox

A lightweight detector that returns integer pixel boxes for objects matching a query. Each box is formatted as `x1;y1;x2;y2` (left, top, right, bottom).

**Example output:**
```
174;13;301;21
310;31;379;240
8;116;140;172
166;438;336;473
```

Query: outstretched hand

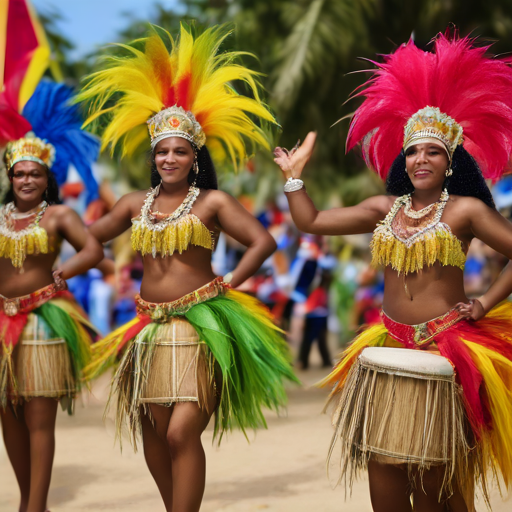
273;131;317;180
455;298;486;321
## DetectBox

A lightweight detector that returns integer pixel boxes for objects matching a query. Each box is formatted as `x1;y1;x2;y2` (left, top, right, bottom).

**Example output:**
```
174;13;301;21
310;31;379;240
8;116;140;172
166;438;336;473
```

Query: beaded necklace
371;189;465;276
131;184;213;257
0;201;49;269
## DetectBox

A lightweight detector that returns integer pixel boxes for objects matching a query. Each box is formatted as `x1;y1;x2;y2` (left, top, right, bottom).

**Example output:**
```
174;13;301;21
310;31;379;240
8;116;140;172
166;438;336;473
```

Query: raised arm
54;207;104;280
274;132;389;235
458;199;512;318
211;190;276;288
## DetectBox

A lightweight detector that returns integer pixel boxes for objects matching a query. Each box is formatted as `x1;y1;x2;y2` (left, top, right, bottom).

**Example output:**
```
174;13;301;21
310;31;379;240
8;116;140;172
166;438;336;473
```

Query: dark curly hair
385;145;495;209
3;166;61;205
150;144;218;190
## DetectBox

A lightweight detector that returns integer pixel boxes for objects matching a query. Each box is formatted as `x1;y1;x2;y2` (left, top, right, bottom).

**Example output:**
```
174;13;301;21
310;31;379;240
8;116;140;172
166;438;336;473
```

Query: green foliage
38;0;512;207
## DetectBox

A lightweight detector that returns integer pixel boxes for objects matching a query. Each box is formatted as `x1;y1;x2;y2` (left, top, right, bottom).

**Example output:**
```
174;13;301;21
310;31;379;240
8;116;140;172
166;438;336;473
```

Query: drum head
359;347;454;377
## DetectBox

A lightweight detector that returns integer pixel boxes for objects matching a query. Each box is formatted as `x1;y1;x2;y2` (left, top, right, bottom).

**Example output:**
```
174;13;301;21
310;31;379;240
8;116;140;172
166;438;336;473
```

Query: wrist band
284;177;304;193
223;272;233;284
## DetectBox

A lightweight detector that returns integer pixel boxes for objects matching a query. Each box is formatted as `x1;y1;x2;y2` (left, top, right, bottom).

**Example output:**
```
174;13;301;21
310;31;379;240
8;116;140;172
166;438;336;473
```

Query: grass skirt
1;295;95;413
321;302;512;509
86;283;298;448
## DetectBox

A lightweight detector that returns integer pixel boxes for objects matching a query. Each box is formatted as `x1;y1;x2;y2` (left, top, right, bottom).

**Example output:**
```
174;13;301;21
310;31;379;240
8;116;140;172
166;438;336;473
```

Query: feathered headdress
4;80;100;204
76;23;276;168
346;32;512;181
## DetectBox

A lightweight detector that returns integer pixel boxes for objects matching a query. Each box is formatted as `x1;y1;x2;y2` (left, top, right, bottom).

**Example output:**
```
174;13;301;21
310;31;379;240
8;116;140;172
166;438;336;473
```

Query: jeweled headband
403;106;463;158
5;136;55;171
148;106;206;150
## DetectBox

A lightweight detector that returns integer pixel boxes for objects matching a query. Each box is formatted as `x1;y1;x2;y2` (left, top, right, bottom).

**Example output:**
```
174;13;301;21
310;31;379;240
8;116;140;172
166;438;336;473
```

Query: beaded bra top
370;190;466;275
131;185;215;258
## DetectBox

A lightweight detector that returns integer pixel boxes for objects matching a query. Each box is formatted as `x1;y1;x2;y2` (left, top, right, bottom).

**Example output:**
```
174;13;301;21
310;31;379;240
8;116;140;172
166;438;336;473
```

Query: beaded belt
382;307;465;349
136;277;229;321
0;283;59;317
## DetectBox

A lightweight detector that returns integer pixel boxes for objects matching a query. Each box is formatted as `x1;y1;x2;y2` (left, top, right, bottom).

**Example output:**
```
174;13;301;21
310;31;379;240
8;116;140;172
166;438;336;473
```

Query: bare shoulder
359;194;397;216
448;195;493;216
198;188;234;208
115;189;150;214
46;204;78;220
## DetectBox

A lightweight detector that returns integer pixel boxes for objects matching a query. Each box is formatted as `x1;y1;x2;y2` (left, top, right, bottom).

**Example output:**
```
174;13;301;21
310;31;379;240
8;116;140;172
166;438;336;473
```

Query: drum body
13;313;75;400
138;317;215;407
330;347;472;494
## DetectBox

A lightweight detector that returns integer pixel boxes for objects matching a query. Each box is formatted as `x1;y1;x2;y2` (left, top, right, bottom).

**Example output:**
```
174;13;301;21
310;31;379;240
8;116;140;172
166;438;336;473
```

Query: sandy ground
1;352;510;511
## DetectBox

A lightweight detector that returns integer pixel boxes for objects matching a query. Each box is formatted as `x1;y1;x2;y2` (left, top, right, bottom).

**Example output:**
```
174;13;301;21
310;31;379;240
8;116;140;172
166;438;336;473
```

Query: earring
191;153;200;186
445;168;453;177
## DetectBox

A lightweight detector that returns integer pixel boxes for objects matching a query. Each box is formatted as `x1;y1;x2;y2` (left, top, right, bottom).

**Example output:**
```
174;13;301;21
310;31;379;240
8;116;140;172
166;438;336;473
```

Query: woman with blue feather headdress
0;79;104;512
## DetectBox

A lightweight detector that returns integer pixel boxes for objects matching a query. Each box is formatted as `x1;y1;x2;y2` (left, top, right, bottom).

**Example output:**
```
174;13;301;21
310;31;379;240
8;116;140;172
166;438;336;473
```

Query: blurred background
2;2;512;511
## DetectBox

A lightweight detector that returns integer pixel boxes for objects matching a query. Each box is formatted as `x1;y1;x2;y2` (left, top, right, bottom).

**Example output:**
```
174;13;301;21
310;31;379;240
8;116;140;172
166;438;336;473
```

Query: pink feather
347;32;512;180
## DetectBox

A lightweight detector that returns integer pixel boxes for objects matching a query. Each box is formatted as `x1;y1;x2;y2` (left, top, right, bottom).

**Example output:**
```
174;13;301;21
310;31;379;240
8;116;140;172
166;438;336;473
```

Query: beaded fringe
0;227;48;268
370;223;466;275
131;214;212;257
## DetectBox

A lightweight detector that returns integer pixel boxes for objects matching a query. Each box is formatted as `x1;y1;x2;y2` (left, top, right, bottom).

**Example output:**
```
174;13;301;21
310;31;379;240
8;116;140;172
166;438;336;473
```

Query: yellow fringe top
0;202;49;268
371;194;466;275
131;213;214;258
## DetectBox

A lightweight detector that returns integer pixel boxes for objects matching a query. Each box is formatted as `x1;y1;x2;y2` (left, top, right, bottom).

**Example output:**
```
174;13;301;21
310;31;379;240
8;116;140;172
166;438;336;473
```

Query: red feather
347;32;512;180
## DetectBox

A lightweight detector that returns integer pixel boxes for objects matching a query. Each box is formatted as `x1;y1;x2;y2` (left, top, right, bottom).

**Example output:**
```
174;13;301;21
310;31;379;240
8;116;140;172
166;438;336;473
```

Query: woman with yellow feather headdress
78;23;298;511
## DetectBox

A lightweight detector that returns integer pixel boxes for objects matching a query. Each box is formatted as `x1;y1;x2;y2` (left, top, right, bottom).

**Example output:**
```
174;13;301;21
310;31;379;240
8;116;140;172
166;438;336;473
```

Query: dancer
0;81;103;512
78;24;298;512
274;33;512;511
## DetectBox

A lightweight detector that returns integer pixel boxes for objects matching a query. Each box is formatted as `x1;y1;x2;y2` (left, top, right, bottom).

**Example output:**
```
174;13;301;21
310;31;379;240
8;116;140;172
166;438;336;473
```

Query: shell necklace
140;183;200;228
0;201;49;269
131;184;213;258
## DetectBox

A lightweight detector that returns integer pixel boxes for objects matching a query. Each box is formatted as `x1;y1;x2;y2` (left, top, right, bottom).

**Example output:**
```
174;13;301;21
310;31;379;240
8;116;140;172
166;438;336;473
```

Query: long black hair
150;144;218;190
385;145;495;209
3;166;61;205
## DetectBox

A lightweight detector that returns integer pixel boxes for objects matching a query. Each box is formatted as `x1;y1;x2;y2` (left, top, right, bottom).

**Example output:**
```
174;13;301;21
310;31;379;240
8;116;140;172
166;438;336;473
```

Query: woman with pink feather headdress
274;32;512;511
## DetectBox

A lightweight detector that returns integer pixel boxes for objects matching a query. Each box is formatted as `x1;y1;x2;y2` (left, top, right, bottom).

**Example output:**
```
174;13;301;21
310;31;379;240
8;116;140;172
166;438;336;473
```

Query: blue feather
22;80;100;204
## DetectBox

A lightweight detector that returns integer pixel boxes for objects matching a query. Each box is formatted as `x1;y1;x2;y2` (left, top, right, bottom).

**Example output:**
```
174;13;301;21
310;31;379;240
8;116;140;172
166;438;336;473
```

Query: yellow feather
76;23;276;168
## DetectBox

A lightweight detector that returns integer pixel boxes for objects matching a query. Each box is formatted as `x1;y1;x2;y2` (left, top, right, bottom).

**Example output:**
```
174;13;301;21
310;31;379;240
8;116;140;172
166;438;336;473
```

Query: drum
14;313;75;399
329;347;470;479
137;317;215;409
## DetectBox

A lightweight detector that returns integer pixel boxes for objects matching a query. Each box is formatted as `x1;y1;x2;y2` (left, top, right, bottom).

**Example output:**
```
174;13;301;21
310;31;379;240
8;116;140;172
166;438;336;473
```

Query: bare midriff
139;244;217;303
382;263;467;325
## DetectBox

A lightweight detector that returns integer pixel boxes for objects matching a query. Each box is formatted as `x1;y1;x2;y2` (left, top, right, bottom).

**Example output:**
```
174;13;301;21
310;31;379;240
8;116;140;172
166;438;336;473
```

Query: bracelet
223;272;233;284
284;177;304;193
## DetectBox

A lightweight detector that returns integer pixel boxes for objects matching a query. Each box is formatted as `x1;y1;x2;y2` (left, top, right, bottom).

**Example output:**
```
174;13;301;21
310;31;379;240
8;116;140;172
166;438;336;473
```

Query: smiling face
10;160;49;205
405;141;450;191
153;137;195;187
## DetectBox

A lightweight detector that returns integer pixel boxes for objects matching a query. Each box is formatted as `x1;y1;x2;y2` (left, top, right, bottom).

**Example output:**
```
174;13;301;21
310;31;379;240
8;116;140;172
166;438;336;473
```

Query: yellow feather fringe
0;228;48;268
131;214;213;257
462;339;512;490
83;317;141;382
371;225;466;275
76;24;276;168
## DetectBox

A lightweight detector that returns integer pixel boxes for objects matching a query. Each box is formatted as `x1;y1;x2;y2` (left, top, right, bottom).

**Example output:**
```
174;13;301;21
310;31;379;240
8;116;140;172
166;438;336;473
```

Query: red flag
0;0;51;144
